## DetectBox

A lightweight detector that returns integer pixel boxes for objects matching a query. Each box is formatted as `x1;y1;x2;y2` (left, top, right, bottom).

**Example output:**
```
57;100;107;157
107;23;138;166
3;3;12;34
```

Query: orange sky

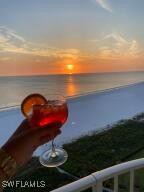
0;1;144;76
0;28;144;76
0;49;144;76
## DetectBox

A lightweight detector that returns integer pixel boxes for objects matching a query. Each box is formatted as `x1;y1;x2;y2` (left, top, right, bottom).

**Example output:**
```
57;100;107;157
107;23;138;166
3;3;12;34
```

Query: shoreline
67;80;144;99
0;80;144;112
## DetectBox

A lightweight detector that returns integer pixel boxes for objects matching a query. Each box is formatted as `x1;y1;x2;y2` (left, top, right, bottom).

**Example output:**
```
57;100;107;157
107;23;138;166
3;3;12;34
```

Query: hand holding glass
21;94;68;167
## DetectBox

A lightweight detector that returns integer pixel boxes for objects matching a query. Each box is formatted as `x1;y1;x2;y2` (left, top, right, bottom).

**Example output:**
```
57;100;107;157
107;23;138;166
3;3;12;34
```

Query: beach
0;82;144;155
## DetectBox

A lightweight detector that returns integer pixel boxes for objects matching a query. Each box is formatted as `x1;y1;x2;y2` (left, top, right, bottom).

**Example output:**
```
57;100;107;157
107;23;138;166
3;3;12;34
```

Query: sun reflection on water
66;75;77;96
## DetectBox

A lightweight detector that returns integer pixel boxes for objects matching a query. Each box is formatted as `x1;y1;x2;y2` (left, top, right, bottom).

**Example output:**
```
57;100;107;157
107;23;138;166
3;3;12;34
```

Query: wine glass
29;94;68;167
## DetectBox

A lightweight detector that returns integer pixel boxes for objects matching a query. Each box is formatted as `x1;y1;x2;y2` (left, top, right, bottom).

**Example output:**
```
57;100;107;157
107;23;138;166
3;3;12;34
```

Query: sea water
1;71;144;109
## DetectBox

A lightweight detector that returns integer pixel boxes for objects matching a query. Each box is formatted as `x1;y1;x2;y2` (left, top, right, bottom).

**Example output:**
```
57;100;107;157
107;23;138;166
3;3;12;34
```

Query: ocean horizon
1;71;144;110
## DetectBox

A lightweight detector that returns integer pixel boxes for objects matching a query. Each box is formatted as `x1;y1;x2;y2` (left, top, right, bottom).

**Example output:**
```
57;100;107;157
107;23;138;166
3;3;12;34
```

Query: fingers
43;121;62;130
10;121;62;149
39;129;61;146
32;122;62;146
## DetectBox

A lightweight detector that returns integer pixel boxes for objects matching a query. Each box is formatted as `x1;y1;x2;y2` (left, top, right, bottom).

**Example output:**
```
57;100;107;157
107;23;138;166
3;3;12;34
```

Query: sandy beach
0;82;144;155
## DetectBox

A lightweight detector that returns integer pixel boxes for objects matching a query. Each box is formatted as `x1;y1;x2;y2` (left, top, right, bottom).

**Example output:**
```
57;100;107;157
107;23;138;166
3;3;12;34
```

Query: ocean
1;71;144;110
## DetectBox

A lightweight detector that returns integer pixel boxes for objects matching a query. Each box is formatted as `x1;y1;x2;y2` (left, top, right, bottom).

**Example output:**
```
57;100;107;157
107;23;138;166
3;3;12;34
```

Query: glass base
39;148;68;167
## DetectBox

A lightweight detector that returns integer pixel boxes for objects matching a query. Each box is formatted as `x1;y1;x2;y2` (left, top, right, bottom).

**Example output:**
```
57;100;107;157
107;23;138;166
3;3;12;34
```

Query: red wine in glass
29;101;68;128
29;95;68;167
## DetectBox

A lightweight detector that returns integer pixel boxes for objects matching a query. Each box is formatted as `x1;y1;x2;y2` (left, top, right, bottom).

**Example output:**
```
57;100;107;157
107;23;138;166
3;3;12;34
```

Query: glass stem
51;140;57;158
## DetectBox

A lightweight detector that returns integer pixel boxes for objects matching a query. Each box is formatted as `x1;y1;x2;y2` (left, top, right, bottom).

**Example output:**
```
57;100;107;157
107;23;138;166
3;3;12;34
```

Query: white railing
51;158;144;192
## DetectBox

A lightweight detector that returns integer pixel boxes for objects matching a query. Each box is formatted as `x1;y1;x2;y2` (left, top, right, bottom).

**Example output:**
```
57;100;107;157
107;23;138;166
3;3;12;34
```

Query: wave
0;104;20;112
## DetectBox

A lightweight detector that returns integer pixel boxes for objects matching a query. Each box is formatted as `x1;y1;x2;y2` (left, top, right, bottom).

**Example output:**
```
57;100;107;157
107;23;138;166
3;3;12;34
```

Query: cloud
89;32;141;59
92;0;113;13
0;26;80;60
104;33;128;47
0;26;142;66
0;57;11;61
104;33;140;56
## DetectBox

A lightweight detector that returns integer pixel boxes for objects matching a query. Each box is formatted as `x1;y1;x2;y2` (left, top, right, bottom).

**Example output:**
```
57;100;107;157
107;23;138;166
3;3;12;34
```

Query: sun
67;64;74;70
66;64;74;74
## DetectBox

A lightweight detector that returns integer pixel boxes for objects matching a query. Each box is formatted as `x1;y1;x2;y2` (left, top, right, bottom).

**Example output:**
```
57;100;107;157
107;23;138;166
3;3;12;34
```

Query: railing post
130;170;134;192
92;181;103;192
114;175;118;192
92;185;97;192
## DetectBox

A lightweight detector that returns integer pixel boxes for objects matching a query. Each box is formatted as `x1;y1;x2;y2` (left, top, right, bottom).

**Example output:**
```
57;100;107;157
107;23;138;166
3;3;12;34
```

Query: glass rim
32;100;67;107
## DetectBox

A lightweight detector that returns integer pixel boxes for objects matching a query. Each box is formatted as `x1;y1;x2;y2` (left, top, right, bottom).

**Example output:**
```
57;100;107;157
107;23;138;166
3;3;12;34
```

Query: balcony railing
51;158;144;192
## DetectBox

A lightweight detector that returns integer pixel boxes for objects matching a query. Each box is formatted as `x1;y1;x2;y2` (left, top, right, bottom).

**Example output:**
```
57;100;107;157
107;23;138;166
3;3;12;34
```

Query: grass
4;113;144;192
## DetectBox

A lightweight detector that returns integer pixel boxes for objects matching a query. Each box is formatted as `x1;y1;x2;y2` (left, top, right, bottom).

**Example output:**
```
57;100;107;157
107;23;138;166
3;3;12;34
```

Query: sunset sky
0;0;144;76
